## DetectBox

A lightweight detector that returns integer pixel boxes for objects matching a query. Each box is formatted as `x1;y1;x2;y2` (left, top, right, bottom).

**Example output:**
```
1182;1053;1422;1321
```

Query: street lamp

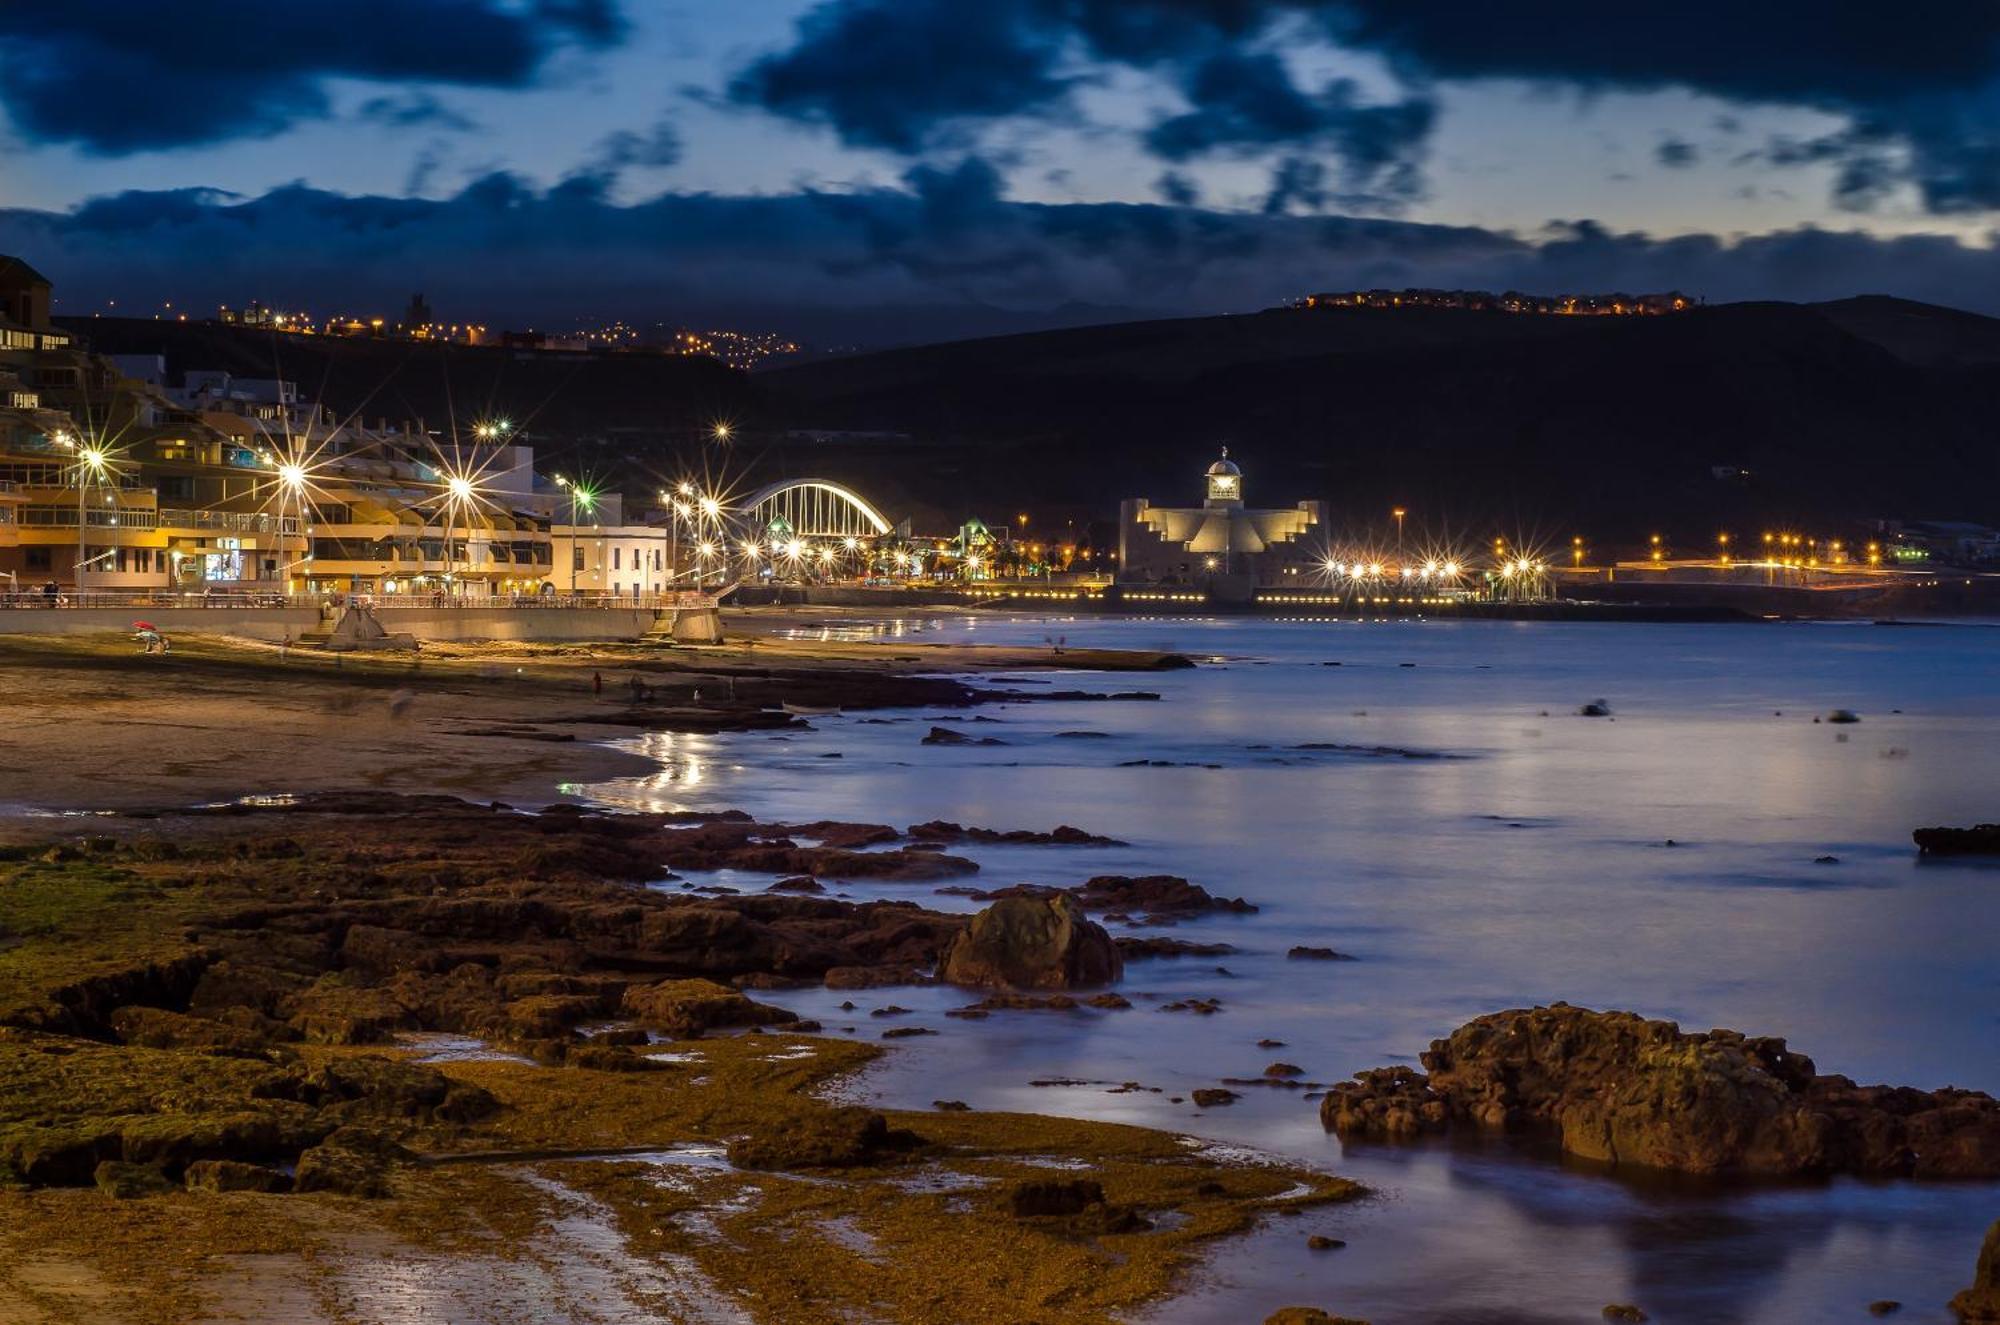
75;446;107;594
558;478;594;596
1392;507;1406;560
278;463;308;594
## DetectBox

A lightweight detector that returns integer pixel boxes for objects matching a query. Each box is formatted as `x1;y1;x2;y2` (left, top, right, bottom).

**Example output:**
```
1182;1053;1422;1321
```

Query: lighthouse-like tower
1118;446;1322;600
1204;447;1243;509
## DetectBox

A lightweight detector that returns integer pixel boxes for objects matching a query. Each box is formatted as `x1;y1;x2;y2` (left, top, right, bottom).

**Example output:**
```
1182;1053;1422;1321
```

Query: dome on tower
1205;448;1240;479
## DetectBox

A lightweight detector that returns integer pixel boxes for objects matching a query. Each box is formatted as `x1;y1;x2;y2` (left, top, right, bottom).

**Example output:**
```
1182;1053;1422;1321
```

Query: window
612;547;621;570
571;546;583;571
25;547;50;570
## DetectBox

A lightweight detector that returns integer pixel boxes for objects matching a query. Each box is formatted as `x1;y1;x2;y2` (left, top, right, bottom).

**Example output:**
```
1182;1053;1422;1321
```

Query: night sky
7;2;2000;340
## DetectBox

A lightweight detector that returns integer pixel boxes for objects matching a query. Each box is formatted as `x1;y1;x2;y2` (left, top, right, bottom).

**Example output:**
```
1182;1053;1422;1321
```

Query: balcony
20;506;160;530
157;508;296;534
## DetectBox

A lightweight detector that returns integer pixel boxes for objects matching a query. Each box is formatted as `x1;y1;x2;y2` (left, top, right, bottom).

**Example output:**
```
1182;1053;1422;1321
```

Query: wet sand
0;609;1183;812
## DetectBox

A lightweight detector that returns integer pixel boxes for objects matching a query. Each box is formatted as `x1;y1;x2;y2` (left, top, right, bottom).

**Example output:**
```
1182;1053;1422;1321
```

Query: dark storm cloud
356;94;481;134
728;0;1433;207
567;118;685;189
1655;138;1698;169
11;178;2000;344
726;0;1070;153
1154;171;1202;206
0;1;623;153
1321;1;2000;212
730;0;2000;212
1143;52;1433;206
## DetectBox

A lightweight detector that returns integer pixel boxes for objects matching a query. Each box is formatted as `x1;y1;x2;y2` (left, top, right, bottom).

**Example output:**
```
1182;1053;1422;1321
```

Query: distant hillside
57;315;755;446
756;297;2000;537
59;300;2000;538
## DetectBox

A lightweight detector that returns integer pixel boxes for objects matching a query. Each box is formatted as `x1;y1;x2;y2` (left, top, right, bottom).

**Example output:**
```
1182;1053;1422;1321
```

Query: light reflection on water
584;616;2000;1321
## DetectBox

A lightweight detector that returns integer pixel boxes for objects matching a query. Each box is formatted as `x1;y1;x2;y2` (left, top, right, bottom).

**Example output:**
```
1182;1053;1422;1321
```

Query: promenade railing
0;590;720;611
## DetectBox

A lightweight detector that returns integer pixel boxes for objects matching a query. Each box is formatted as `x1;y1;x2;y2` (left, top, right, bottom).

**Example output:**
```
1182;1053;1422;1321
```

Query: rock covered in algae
1954;1219;2000;1322
1322;1004;2000;1179
620;978;799;1038
940;894;1121;990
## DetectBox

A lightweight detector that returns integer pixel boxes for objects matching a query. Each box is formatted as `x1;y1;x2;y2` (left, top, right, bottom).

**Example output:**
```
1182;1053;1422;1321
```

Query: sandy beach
0;608;1184;811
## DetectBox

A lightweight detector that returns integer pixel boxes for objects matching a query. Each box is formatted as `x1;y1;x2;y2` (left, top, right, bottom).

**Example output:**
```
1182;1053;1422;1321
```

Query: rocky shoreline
4;623;1996;1323
1321;1003;2000;1180
0;791;1356;1324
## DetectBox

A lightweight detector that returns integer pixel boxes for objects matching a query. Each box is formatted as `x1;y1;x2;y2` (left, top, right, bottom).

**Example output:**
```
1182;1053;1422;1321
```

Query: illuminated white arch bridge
734;479;897;540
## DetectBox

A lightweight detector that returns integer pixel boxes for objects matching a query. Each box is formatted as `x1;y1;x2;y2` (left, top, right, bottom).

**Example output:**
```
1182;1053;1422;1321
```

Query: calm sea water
582;616;2000;1324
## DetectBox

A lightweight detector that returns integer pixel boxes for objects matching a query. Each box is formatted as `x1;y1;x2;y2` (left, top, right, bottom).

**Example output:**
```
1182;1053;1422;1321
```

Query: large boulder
1954;1220;2000;1322
1322;1004;2000;1179
940;895;1121;991
1425;1007;1830;1174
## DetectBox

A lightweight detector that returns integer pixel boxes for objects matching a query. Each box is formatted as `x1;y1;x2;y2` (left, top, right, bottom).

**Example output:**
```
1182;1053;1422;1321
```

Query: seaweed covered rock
726;1106;920;1171
108;1006;281;1058
285;977;410;1045
94;1159;175;1199
292;1143;391;1198
1321;1066;1446;1139
1008;1178;1105;1217
502;993;613;1040
940;895;1121;991
621;978;799;1038
300;1055;497;1125
1002;1176;1151;1234
184;1158;291;1193
1323;1005;2000;1178
1954;1220;2000;1322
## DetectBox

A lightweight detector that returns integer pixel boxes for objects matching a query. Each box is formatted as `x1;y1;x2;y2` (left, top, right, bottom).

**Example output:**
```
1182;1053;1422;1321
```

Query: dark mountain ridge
756;296;2000;538
57;297;2000;539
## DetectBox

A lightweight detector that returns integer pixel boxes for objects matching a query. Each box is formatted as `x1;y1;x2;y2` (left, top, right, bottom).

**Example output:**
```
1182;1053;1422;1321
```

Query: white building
1118;449;1323;597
